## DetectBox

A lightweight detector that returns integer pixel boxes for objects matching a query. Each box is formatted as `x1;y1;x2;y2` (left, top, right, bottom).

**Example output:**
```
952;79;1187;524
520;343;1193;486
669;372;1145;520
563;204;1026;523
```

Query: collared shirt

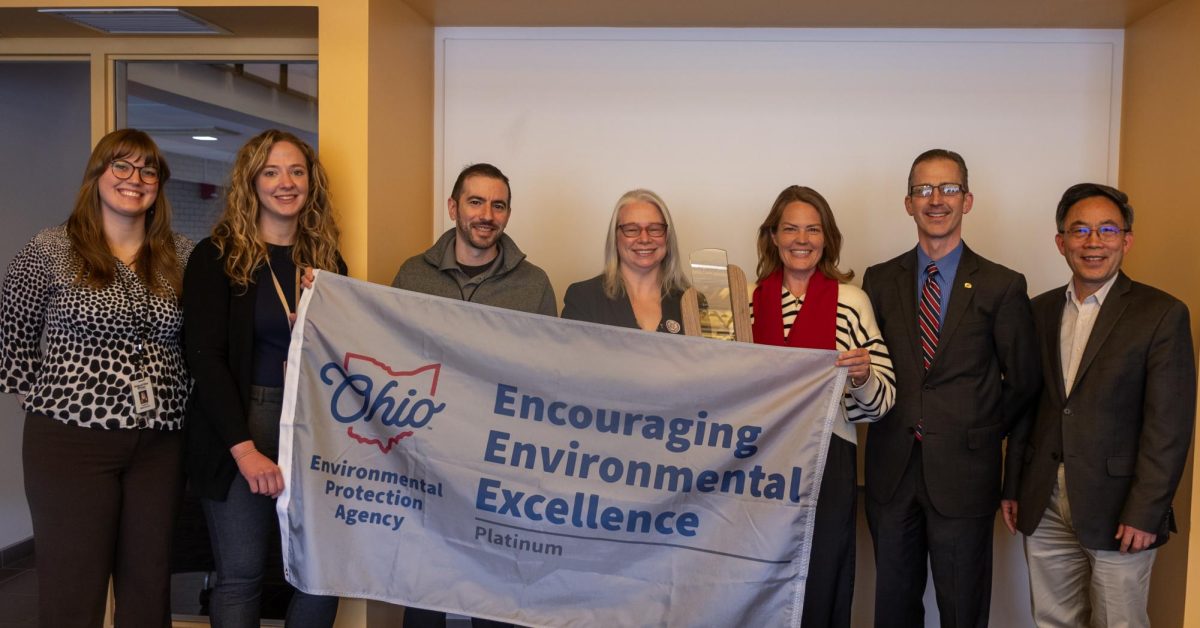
915;241;964;326
1060;273;1119;396
438;241;503;300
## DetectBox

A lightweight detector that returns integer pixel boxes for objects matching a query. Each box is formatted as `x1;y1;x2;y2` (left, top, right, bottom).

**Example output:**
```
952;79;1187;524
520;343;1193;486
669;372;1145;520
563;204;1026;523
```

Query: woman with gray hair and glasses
562;189;690;332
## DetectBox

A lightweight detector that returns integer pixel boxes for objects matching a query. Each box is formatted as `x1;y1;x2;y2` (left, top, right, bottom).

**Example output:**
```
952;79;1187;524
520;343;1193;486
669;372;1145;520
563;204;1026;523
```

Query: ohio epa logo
319;353;446;453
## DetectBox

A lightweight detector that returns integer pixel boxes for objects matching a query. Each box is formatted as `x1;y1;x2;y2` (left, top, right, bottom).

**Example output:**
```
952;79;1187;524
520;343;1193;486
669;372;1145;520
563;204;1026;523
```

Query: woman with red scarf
752;185;895;628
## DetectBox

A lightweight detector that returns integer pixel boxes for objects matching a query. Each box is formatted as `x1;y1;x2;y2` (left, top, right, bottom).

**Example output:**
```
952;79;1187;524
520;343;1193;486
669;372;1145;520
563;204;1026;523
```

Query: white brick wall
164;152;231;242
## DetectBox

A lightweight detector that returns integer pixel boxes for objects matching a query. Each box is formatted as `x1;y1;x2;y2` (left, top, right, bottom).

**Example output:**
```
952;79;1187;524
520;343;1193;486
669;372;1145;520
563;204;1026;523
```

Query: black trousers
23;412;183;628
403;607;513;628
802;435;858;628
866;442;993;628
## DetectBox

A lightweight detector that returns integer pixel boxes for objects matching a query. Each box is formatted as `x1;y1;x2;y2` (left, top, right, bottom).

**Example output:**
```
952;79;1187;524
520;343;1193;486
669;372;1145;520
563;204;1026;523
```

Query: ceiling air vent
37;8;229;35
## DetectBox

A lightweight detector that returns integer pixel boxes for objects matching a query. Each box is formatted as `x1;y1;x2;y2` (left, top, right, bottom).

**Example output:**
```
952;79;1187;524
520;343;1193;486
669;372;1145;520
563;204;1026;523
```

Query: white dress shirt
1060;274;1120;397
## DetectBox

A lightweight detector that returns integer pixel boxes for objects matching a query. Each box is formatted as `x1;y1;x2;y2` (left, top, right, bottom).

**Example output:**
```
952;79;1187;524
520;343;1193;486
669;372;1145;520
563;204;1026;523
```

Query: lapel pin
964;282;973;289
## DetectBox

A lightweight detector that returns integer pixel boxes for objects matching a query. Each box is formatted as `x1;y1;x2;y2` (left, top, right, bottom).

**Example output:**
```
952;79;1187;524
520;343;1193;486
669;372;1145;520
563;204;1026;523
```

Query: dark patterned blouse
0;225;194;430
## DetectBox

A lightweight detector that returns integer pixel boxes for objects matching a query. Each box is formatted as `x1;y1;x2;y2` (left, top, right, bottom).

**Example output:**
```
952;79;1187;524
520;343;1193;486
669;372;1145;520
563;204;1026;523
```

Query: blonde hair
212;129;341;287
755;185;853;283
601;189;690;299
67;128;182;298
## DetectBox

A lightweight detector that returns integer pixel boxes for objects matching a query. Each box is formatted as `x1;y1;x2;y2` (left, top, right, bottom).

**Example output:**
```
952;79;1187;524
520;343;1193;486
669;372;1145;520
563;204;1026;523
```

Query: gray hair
601;189;691;299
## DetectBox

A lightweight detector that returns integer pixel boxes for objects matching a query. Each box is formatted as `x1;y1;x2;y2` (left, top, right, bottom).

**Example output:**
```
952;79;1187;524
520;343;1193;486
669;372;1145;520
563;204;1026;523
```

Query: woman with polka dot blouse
183;129;345;627
0;128;194;626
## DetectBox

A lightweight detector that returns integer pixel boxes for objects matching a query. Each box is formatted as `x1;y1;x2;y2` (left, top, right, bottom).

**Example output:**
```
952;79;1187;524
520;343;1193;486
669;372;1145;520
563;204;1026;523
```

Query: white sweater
750;282;896;445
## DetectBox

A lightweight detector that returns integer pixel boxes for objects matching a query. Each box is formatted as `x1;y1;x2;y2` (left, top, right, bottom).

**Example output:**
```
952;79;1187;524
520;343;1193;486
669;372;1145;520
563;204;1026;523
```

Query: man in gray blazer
1002;183;1195;627
862;149;1040;627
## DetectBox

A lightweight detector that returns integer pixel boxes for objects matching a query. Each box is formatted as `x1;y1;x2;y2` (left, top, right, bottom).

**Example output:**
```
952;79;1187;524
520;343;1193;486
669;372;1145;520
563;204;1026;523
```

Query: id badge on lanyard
267;257;301;378
131;377;156;413
119;264;156;420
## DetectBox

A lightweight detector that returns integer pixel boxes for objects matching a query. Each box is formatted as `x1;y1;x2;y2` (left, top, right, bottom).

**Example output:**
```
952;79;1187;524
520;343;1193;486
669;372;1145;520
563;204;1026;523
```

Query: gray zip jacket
391;228;557;316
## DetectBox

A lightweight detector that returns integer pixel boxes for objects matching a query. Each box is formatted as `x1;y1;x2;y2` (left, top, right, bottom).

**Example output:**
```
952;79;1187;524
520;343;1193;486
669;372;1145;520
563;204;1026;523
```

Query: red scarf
751;268;838;349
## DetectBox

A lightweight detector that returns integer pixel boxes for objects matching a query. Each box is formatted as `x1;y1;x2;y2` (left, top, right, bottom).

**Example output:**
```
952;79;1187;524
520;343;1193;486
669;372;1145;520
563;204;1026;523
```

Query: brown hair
66;128;181;298
907;148;969;193
212;129;341;288
450;162;511;205
755;185;853;283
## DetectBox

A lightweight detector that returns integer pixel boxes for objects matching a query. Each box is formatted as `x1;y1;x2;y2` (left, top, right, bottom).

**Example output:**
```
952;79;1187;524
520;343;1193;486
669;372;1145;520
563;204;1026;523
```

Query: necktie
918;261;942;370
915;262;942;441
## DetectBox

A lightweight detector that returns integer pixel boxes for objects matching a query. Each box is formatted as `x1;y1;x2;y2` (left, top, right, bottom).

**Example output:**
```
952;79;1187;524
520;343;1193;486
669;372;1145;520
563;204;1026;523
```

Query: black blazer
862;244;1041;518
182;237;347;500
561;274;684;334
1008;273;1195;549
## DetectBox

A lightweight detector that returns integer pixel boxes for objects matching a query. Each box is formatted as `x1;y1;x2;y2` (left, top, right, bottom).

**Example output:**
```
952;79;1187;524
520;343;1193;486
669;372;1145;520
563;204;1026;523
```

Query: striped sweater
750;282;896;445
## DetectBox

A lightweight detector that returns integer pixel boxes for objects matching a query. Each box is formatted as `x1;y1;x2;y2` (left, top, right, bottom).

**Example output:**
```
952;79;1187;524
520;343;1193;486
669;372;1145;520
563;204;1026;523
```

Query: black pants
23;412;183;628
403;607;513;628
802;435;857;628
866;442;993;628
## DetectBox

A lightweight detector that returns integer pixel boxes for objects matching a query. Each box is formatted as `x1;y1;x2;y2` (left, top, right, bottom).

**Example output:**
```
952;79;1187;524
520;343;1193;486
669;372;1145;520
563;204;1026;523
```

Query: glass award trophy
681;248;752;342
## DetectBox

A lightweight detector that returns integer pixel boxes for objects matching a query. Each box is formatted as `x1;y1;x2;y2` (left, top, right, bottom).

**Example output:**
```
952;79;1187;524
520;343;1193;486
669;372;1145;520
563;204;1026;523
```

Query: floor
1;529;472;628
0;558;474;627
0;557;293;627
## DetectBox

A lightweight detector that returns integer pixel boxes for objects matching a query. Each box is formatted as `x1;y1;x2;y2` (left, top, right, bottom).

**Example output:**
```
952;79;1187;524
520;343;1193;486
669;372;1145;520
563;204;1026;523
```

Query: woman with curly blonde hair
183;129;345;627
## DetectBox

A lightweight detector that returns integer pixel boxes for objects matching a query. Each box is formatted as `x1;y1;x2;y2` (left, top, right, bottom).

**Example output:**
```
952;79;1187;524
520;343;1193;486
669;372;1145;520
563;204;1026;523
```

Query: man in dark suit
862;149;1040;627
1001;183;1195;627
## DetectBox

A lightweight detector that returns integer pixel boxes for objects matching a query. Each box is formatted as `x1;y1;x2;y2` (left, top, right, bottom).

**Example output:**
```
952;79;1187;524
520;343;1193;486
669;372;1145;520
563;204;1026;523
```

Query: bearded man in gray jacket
392;162;556;317
392;163;552;628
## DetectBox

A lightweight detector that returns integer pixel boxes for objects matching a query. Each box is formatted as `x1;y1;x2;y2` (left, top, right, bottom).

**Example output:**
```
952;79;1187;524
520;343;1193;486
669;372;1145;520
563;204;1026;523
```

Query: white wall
436;28;1122;298
0;61;92;550
436;27;1124;627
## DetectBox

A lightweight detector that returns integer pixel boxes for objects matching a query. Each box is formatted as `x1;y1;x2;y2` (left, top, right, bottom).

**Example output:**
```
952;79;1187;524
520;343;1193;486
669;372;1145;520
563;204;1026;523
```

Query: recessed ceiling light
38;8;229;35
139;127;240;139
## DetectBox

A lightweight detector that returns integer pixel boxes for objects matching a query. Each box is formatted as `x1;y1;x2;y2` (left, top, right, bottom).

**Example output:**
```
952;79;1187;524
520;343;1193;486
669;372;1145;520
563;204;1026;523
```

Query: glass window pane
116;60;318;242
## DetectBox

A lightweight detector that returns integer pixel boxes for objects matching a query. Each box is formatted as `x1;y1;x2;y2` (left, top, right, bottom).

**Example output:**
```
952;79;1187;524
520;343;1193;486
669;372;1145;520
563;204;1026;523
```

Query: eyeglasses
110;160;160;184
1059;224;1128;241
909;183;965;198
617;222;668;238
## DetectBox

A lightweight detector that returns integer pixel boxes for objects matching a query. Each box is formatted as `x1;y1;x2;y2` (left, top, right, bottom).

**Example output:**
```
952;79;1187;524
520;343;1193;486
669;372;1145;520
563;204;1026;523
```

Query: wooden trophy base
681;263;752;342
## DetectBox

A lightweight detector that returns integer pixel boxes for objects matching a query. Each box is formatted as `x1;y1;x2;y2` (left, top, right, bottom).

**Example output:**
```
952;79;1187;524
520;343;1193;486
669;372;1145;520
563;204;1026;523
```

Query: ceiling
121;61;318;163
0;0;1179;36
403;0;1173;28
0;6;317;38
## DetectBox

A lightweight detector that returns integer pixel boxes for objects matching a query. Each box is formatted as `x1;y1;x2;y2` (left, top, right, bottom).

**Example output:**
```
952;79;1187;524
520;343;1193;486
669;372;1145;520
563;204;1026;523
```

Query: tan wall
308;0;438;283
1121;0;1200;625
366;0;434;285
311;0;370;277
313;0;435;281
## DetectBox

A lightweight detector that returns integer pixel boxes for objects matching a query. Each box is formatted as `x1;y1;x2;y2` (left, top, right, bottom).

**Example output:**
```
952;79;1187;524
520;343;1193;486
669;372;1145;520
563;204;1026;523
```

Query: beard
456;217;503;252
